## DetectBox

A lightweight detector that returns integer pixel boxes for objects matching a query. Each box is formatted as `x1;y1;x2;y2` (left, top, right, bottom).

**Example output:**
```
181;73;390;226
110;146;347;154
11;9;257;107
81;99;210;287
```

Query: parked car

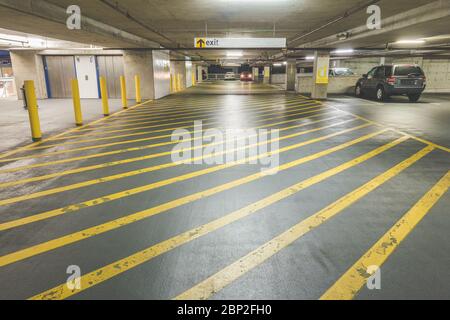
355;64;426;102
329;67;355;76
224;72;236;81
240;71;253;82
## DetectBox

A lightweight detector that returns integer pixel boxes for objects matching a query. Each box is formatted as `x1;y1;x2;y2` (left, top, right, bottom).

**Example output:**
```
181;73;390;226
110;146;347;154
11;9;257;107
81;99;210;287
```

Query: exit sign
195;38;286;49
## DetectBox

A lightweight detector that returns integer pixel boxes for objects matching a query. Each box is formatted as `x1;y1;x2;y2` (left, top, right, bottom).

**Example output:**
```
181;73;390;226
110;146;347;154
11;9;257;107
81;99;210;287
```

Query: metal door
44;56;76;98
96;56;124;98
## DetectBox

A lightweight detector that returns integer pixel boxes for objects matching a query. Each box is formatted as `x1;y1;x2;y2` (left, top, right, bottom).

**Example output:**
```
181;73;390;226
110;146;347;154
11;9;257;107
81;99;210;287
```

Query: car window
394;65;424;76
375;67;385;78
385;66;393;77
367;67;377;77
333;68;354;76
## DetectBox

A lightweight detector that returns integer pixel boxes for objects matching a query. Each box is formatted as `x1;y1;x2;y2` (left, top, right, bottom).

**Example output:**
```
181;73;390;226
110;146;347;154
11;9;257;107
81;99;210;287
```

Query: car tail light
387;76;396;85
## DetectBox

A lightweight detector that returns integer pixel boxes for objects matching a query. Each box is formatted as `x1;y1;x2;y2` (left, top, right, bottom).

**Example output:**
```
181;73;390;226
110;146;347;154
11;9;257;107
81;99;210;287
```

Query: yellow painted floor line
323;102;450;154
54;104;324;140
84;103;320;130
0;120;364;206
91;99;313;125
0;100;152;160
174;144;433;300
1;127;382;268
0;116;345;189
0;107;325;163
0;111;337;174
25;103;320;151
125;97;305;114
79;102;320;129
107;99;313;121
114;98;309;118
29;134;406;300
320;169;449;300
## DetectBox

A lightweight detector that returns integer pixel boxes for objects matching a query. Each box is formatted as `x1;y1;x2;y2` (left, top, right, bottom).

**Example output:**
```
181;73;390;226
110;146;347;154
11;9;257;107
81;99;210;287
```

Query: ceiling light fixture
332;49;354;54
395;39;426;44
227;51;243;57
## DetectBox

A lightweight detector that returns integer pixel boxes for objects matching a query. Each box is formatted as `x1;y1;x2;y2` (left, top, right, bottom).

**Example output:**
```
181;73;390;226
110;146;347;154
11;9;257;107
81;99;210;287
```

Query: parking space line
24;102;321;151
82;103;321;129
29;135;408;300
111;98;310;119
0;107;325;163
0;115;345;189
0;126;381;267
324;101;450;153
0;120;364;206
174;145;433;300
49;107;330;141
320;169;449;300
0;111;338;174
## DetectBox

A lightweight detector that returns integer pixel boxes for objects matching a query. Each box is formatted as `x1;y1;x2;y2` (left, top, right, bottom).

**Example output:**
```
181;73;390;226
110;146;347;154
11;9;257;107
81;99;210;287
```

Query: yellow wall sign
315;56;330;84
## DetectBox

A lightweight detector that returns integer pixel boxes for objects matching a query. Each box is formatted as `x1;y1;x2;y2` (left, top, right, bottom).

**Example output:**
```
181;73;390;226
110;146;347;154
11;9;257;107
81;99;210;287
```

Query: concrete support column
311;51;330;100
197;66;205;83
286;59;297;91
252;67;259;81
10;50;47;100
263;66;271;84
123;50;155;100
170;61;187;91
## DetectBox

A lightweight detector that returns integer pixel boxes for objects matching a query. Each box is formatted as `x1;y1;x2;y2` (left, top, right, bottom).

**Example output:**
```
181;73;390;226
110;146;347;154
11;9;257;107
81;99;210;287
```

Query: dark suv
355;64;426;102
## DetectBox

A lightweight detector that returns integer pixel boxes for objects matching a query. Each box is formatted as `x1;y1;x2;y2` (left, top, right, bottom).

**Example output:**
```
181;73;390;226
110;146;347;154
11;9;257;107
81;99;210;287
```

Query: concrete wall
10;50;48;100
271;74;286;84
297;75;360;95
123;50;155;100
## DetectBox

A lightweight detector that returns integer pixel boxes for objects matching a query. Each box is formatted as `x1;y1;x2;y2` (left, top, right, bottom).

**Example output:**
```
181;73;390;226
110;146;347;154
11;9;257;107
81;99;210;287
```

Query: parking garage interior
0;0;449;304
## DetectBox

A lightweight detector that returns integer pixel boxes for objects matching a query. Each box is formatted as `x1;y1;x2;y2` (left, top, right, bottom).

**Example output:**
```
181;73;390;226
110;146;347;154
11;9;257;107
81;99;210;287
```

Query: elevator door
97;56;124;98
44;56;76;98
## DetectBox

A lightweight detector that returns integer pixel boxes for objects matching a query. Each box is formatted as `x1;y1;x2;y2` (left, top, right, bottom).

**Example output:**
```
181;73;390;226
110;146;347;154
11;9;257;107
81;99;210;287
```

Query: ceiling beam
0;0;159;48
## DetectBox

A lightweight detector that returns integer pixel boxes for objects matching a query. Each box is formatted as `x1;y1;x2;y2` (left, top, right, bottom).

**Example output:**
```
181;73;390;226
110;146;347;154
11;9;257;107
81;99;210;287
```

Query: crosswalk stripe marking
174;143;432;300
28;134;407;300
0;111;338;174
0;126;380;267
320;169;449;300
0;120;364;206
0;107;325;163
0;116;344;189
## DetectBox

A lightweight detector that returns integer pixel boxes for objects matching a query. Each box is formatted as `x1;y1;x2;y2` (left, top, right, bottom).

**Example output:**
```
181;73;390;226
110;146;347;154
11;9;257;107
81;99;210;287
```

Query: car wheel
408;94;421;102
376;86;386;101
355;84;363;97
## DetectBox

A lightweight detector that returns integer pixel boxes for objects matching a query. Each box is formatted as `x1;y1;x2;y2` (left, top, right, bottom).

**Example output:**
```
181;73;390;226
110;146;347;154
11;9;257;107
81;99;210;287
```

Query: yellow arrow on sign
195;38;206;48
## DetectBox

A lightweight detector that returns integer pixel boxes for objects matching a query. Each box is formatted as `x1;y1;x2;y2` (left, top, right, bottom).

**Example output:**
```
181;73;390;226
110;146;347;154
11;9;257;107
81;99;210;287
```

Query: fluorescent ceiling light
395;39;425;44
273;63;282;66
332;49;354;54
227;51;243;57
305;56;315;60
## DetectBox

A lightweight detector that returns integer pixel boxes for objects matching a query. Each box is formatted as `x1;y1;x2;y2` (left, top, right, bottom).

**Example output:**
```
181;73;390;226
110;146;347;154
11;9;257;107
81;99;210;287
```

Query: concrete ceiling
0;0;449;63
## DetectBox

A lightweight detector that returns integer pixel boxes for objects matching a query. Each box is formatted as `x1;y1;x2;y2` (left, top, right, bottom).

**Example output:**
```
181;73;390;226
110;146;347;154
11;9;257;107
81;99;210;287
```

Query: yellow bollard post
99;76;110;116
23;80;42;142
192;73;196;86
120;75;128;109
71;79;83;126
135;75;142;103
